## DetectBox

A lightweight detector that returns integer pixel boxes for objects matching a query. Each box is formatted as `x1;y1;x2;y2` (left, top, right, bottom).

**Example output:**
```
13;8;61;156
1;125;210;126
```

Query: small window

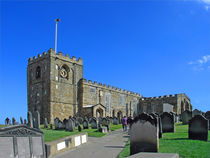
36;66;41;79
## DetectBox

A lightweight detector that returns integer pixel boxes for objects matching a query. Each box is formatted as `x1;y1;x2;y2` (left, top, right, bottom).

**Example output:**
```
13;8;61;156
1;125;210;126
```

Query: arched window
36;66;41;79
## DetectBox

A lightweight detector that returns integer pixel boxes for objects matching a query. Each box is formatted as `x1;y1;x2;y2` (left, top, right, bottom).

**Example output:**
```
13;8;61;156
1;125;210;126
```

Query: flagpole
55;19;60;54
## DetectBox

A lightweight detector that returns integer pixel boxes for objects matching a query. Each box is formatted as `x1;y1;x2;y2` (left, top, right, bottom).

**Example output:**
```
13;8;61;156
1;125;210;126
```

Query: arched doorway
96;108;103;119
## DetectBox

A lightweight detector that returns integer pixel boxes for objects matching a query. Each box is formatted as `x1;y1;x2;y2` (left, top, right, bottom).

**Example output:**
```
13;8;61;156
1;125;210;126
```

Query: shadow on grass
163;138;189;141
104;145;124;148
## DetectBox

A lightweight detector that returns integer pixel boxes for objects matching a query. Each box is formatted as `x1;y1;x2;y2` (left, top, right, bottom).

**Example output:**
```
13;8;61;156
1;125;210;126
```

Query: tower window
36;66;41;79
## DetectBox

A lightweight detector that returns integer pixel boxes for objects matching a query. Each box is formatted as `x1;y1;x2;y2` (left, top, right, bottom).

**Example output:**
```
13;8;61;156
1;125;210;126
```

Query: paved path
52;129;129;158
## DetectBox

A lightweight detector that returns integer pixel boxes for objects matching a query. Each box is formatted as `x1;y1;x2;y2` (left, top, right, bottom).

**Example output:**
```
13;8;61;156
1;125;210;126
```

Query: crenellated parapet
82;78;141;97
28;48;83;65
140;94;177;102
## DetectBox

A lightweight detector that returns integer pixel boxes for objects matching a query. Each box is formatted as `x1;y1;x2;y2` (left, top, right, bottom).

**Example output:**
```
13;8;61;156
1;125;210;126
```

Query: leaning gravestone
83;119;89;129
160;112;175;133
34;110;40;129
150;113;162;138
27;111;33;128
189;115;209;141
205;111;210;130
90;117;97;129
66;119;75;132
0;125;46;158
181;110;192;125
130;113;158;155
44;118;48;128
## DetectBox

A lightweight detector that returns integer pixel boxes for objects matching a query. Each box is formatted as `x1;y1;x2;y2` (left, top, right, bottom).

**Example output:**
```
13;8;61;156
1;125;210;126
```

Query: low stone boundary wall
45;132;88;158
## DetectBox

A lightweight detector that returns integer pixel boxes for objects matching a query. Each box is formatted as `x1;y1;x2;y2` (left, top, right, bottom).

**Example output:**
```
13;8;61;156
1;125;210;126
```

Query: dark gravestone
24;119;27;125
0;125;46;158
66;119;75;132
58;122;65;129
5;117;10;125
54;117;60;130
160;112;175;133
34;111;40;129
90;117;97;129
20;117;23;124
77;117;83;125
12;117;16;125
83;120;89;129
192;109;202;117
189;115;209;141
78;124;82;132
27;111;33;128
205;111;210;130
113;117;119;125
130;113;158;155
181;110;192;125
150;113;162;138
44;118;48;129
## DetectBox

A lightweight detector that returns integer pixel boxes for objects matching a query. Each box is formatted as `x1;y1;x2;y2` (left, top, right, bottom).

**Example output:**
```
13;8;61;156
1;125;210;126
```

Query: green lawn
42;123;122;142
118;123;210;158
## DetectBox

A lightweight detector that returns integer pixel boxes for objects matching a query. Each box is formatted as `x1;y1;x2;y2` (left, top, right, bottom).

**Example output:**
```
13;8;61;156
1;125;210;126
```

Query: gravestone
24;119;27;125
0;125;46;158
150;113;162;138
12;117;16;125
58;121;65;129
27;111;33;128
20;117;23;124
78;124;82;132
205;111;210;130
160;112;175;133
5;117;10;125
44;118;48;129
77;117;83;124
83;120;89;129
192;109;202;117
66;119;75;132
34;110;40;129
130;113;158;155
113;117;119;125
102;118;108;126
189;115;209;141
98;116;103;125
90;117;97;129
54;117;60;130
170;112;176;123
63;118;68;127
181;110;192;125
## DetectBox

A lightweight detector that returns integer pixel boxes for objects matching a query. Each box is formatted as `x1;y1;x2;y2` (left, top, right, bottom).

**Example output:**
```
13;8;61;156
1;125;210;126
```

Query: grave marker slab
181;110;192;125
160;112;175;133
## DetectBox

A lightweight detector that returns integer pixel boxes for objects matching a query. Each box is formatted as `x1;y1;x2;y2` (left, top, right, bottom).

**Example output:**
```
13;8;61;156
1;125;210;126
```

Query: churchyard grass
118;123;210;158
0;124;5;128
42;123;122;142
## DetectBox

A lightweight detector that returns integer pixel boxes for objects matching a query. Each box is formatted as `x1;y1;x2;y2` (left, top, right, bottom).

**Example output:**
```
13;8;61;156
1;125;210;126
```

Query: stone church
27;48;192;123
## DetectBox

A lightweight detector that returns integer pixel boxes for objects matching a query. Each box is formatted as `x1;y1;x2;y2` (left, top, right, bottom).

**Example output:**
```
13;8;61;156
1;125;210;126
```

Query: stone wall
78;79;141;118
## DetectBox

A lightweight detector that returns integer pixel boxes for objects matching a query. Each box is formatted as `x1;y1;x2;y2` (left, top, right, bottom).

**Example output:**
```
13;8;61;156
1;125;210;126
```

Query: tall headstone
34;111;40;129
44;118;48;129
24;119;27;125
12;117;16;125
189;115;209;141
160;112;175;133
130;113;158;155
205;111;210;130
27;111;33;128
20;117;23;124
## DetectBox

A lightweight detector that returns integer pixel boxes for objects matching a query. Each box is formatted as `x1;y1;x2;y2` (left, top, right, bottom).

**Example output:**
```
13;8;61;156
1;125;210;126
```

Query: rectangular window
120;94;125;106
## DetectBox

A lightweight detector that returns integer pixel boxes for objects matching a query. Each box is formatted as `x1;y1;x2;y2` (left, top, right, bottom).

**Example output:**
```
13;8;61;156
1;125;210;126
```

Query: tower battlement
28;48;83;65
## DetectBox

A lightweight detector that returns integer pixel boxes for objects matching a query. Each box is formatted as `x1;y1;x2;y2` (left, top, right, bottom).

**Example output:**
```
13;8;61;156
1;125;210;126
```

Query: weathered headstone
27;111;33;128
0;125;46;158
12;117;16;125
83;119;89;129
90;117;97;129
192;109;202;117
34;110;40;129
150;113;162;138
20;117;23;124
113;117;119;125
66;119;75;132
181;110;192;124
24;119;27;125
189;115;209;141
54;117;60;130
44;118;48;128
205;111;210;130
160;112;175;133
130;113;158;155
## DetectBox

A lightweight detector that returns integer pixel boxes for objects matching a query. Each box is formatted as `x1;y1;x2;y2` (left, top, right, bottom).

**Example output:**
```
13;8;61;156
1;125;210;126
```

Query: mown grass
0;124;5;128
42;123;122;142
118;123;210;158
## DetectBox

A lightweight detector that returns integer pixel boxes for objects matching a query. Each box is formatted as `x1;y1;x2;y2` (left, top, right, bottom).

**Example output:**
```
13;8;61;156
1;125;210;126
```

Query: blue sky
0;0;210;124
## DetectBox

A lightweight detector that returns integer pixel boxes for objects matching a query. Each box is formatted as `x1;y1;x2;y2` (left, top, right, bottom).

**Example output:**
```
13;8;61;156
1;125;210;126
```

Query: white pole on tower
55;19;60;54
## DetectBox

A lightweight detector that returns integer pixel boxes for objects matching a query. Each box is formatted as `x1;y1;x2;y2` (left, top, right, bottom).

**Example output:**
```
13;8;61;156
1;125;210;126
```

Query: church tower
27;48;83;123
